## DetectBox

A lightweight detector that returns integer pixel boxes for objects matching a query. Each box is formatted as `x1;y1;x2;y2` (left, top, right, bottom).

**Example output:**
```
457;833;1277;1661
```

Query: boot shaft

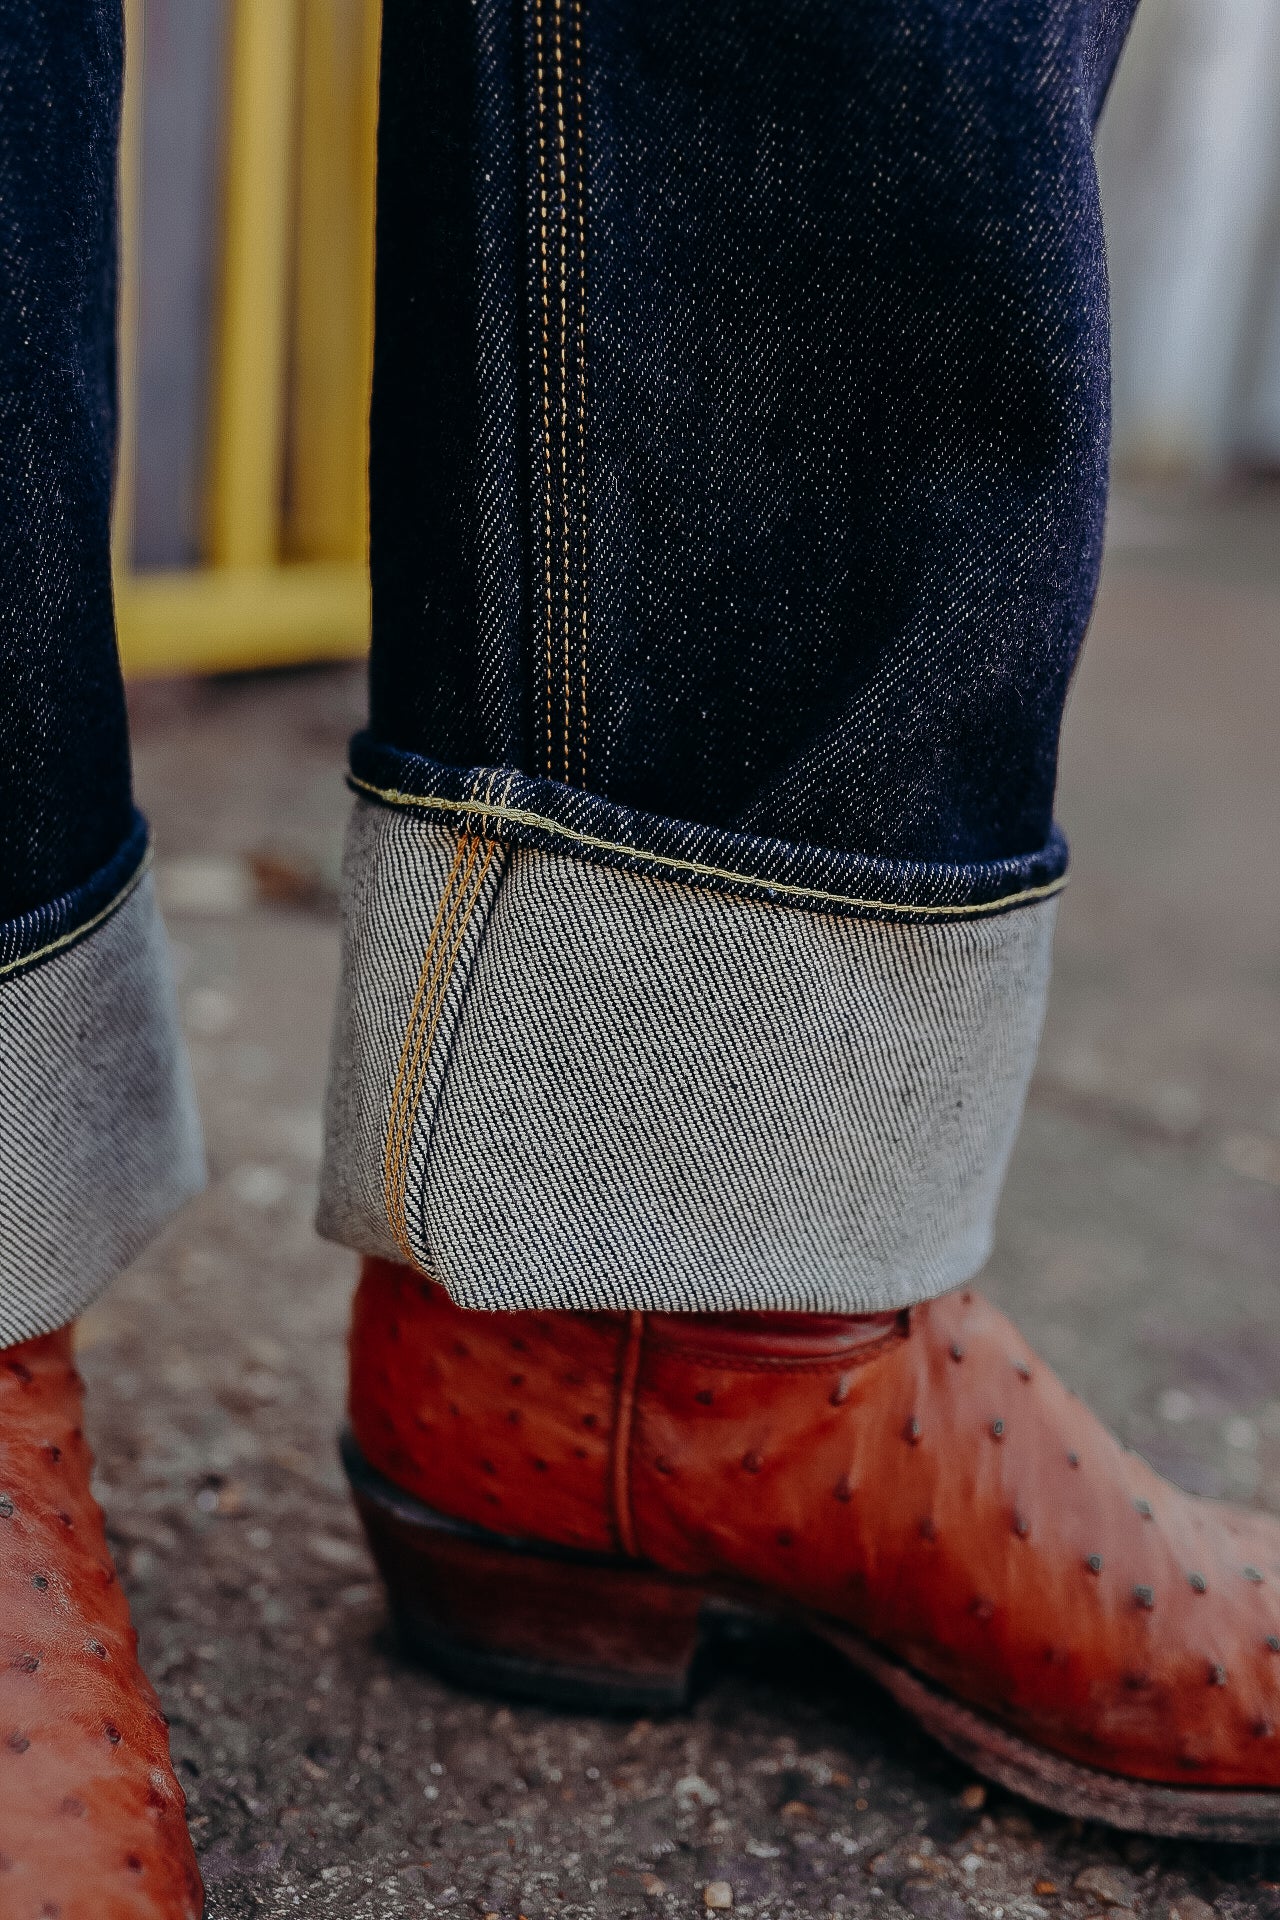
347;1255;907;1559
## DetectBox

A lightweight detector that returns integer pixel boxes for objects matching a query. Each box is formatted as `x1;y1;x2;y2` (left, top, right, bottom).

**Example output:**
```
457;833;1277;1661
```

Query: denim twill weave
0;871;205;1347
0;2;1140;1333
318;802;1055;1314
0;813;150;981
0;4;135;926
369;0;1137;873
0;10;208;1343
348;739;1068;922
320;800;511;1278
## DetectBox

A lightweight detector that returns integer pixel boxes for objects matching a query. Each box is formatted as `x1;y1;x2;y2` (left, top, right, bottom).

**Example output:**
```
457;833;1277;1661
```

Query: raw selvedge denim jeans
0;3;202;1342
0;0;1137;1343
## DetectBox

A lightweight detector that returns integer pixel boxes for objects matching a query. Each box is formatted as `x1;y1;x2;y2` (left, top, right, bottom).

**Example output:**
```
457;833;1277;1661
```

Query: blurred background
1100;0;1280;477
96;5;1280;1910
113;0;1280;675
114;0;379;675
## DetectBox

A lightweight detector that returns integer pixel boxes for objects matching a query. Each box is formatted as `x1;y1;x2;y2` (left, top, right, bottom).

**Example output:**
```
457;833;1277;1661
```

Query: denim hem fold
348;736;1068;925
0;826;206;1348
318;799;1056;1316
0;810;152;981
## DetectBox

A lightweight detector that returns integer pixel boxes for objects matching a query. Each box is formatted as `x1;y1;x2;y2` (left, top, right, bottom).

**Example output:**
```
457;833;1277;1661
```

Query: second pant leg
318;0;1137;1313
0;4;204;1345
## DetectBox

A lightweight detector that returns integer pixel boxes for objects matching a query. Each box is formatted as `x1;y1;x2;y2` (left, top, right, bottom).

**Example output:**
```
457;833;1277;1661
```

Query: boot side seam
641;1324;908;1372
610;1309;645;1558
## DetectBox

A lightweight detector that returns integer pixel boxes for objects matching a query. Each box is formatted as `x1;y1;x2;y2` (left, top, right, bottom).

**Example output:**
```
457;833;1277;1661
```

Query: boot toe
0;1333;201;1918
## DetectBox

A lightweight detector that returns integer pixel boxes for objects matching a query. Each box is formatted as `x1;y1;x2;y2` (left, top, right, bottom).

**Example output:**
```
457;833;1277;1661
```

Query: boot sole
342;1431;1280;1842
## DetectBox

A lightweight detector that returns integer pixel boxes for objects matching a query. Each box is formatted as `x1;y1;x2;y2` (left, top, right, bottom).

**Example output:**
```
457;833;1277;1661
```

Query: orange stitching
403;840;498;1143
610;1311;645;1558
387;842;481;1207
384;839;478;1202
573;0;588;787
383;762;508;1264
386;839;498;1262
533;0;554;777
382;834;470;1244
384;761;505;1251
383;837;481;1256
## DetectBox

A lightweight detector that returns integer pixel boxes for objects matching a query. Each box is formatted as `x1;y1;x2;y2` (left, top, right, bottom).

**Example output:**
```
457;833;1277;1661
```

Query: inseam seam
383;835;496;1262
382;775;516;1269
531;0;588;787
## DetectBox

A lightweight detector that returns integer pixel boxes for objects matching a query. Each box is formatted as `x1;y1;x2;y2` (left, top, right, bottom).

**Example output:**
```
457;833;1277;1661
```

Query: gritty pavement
82;485;1280;1918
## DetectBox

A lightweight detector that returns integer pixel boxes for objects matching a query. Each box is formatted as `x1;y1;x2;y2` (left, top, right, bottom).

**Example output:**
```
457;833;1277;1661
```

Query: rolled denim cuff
317;754;1059;1315
348;735;1068;923
0;815;206;1347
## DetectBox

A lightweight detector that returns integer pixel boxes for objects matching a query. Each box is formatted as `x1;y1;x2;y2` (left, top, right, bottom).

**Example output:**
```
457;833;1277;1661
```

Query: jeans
0;0;1137;1343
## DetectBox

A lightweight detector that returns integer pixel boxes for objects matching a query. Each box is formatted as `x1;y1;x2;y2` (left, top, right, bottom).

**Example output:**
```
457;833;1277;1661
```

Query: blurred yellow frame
114;0;380;678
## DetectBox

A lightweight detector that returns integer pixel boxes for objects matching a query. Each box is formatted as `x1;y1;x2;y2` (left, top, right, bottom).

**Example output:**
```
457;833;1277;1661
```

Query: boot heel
341;1431;706;1711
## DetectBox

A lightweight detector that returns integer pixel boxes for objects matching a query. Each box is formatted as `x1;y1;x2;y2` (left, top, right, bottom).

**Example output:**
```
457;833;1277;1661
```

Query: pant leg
318;0;1138;1312
0;3;203;1346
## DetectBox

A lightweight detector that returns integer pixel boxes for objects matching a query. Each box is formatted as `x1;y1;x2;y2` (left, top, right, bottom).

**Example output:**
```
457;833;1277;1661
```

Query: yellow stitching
382;784;504;1265
533;0;554;778
349;776;1068;920
385;840;487;1259
384;779;507;1252
384;834;488;1252
387;857;468;1248
553;0;571;783
387;838;484;1245
390;839;499;1262
405;842;498;1133
384;845;473;1233
0;848;152;986
573;0;588;787
382;835;474;1253
382;834;472;1224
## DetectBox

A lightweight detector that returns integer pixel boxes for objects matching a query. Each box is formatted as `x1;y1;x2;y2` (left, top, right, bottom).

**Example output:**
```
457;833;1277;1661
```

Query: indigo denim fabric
0;5;204;1346
348;739;1067;922
0;0;1142;1330
367;0;1138;898
316;0;1142;1312
0;3;135;927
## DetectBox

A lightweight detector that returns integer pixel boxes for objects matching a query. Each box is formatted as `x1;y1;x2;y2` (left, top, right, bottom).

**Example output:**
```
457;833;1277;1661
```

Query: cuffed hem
0;826;206;1347
317;793;1056;1315
348;736;1068;923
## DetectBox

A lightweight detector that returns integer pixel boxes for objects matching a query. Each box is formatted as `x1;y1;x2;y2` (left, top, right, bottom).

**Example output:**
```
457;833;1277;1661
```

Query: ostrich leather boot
0;1331;202;1920
346;1257;1280;1842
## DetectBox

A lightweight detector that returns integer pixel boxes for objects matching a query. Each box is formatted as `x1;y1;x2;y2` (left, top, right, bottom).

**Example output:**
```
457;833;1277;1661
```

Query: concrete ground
86;484;1280;1919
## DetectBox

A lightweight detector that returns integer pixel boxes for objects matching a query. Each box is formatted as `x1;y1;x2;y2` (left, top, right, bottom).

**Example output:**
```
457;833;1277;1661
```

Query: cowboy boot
345;1255;1280;1842
0;1330;202;1919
